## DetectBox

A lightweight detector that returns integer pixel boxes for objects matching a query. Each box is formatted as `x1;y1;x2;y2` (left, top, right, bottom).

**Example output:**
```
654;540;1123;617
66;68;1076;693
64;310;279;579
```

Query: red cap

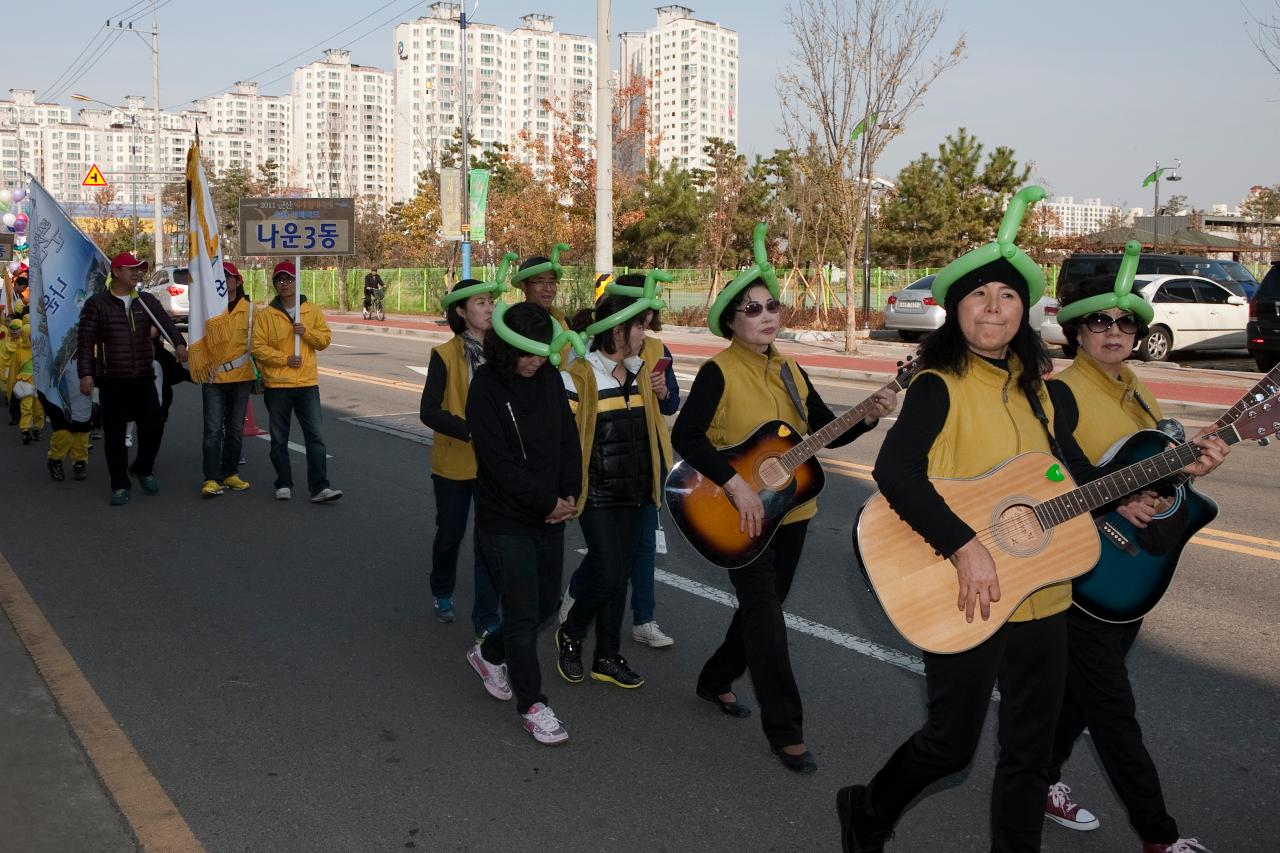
272;260;296;280
222;262;242;279
110;252;148;270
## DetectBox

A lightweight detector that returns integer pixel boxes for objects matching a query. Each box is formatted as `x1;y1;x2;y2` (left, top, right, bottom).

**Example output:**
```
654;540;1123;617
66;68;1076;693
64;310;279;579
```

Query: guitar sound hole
992;502;1048;557
757;456;791;491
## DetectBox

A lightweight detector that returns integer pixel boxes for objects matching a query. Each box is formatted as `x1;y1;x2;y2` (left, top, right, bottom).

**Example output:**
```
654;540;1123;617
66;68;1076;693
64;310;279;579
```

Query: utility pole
595;0;613;279
151;0;163;265
459;6;472;279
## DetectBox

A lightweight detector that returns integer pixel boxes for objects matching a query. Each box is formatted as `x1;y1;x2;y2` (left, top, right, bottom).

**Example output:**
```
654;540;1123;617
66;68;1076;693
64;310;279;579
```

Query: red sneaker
1142;840;1211;853
1045;782;1100;831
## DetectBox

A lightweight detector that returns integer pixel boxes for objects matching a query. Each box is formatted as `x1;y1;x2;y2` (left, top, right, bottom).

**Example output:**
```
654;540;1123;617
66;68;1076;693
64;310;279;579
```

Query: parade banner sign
185;137;232;383
469;169;490;243
439;168;462;241
27;178;109;421
237;197;356;257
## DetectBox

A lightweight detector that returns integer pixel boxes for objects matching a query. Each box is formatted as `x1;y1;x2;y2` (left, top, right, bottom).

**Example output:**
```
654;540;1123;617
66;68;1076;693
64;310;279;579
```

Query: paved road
2;327;1277;852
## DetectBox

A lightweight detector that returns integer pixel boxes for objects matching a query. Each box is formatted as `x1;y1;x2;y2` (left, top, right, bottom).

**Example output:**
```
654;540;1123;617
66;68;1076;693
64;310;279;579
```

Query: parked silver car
884;274;1060;343
143;265;191;328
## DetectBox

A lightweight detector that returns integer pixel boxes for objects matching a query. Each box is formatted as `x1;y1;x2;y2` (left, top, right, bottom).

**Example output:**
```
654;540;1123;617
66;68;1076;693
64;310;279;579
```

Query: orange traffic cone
243;404;267;437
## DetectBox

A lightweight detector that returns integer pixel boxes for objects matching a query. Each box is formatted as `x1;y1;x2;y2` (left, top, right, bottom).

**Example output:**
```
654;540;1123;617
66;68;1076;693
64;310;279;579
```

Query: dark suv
1247;261;1280;372
1058;253;1244;298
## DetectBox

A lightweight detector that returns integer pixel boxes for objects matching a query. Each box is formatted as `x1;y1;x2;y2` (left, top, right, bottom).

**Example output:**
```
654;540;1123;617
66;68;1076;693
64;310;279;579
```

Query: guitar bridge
1098;520;1139;556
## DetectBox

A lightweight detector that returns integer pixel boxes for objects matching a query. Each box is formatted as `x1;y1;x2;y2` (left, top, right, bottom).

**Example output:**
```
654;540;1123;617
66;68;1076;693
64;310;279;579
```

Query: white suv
143;266;191;328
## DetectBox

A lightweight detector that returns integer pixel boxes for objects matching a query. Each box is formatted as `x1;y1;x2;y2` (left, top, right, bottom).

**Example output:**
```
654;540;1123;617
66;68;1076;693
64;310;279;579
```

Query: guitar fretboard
780;367;916;471
1214;364;1280;428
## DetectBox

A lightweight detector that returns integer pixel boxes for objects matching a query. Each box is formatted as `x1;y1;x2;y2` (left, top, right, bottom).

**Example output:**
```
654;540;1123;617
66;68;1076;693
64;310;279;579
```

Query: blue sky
11;0;1280;209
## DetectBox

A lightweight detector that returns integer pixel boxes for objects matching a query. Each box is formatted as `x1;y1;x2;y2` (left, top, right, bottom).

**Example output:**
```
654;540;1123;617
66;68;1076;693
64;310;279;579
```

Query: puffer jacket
77;290;186;379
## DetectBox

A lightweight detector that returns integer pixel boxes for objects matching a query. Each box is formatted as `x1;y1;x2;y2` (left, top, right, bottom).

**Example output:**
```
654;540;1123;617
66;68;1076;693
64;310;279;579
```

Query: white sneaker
632;621;674;648
1045;782;1099;831
557;587;575;624
311;487;343;503
467;644;512;701
521;702;568;745
275;487;292;500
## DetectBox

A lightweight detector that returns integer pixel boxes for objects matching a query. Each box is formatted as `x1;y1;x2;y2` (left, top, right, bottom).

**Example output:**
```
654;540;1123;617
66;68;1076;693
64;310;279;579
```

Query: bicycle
363;286;386;322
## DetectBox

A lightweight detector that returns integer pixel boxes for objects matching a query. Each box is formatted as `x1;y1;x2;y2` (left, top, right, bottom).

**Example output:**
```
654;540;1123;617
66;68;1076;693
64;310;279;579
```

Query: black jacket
77;290;185;379
585;378;652;507
466;361;582;535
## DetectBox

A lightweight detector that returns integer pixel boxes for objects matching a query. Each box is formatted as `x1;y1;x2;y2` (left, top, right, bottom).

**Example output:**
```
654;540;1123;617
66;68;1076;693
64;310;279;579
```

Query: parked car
143;265;191;327
1039;297;1066;348
1246;261;1280;372
1216;259;1260;301
1057;253;1245;299
1130;274;1249;361
883;273;1060;343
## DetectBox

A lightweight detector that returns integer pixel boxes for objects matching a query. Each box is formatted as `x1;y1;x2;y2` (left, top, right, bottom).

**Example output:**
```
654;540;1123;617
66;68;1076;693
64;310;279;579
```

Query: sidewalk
326;310;1264;421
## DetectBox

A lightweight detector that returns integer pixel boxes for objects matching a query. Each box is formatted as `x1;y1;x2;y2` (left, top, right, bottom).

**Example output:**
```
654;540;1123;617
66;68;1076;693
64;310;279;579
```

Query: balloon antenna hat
1055;239;1154;325
708;222;780;338
440;270;504;312
490;251;586;367
583;269;669;339
931;185;1048;308
510;243;569;286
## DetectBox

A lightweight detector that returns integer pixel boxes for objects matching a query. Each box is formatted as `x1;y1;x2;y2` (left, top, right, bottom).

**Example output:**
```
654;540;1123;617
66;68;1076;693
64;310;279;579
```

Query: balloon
0;201;7;212
931;185;1047;308
13;220;25;235
484;251;586;368
584;270;668;338
2;213;15;228
1055;240;1154;325
14;213;26;226
6;261;19;274
605;268;672;300
440;252;512;311
10;188;26;203
0;190;10;204
709;222;782;337
14;242;28;252
510;243;569;285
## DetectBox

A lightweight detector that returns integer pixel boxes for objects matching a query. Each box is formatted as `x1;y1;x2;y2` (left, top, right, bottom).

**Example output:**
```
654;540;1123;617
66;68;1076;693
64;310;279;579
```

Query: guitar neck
781;372;911;470
1035;423;1241;529
1214;363;1280;427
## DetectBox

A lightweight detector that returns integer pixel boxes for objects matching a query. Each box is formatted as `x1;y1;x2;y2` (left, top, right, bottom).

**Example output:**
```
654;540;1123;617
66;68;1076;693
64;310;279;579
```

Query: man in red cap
251;260;342;503
199;262;256;497
77;252;187;505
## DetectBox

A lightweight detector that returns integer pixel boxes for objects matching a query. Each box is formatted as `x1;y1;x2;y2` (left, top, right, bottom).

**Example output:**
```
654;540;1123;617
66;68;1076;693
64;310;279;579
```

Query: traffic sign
82;164;109;187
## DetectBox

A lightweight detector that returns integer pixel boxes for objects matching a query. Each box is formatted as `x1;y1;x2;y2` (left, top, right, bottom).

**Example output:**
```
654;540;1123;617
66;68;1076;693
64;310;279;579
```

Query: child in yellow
6;319;44;443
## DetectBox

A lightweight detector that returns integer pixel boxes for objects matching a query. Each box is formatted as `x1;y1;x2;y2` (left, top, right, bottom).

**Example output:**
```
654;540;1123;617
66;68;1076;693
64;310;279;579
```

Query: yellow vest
429;335;478;480
566;353;673;511
707;339;816;524
640;335;665;374
212;297;257;384
252;299;331;388
923;354;1071;622
1057;353;1162;463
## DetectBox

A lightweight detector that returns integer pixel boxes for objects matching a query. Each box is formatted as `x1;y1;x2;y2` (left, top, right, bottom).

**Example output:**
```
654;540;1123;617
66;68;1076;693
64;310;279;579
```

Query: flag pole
294;254;302;358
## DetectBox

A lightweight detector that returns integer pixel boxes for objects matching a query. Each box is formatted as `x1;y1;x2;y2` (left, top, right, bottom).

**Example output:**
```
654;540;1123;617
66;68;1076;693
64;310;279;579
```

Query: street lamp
1141;158;1182;252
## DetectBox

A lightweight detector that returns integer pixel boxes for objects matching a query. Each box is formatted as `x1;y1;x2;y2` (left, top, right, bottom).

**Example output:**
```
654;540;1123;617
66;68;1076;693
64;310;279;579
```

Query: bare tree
1247;1;1280;74
779;0;964;351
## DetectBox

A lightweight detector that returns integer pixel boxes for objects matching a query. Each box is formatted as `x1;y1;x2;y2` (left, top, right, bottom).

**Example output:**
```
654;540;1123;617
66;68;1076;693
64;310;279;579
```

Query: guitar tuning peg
896;360;904;368
1261;437;1272;447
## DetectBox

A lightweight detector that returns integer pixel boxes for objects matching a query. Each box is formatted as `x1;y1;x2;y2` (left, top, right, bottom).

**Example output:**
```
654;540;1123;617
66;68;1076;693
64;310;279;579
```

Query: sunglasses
1082;312;1141;335
737;299;782;318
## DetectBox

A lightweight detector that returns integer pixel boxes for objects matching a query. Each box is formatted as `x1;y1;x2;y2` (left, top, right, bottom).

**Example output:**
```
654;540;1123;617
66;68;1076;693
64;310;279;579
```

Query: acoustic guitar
665;360;919;569
1072;364;1280;622
854;395;1280;654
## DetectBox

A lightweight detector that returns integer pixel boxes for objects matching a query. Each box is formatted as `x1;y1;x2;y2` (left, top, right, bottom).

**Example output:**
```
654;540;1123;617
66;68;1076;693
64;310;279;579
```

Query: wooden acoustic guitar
1072;363;1280;622
665;360;919;569
854;395;1280;654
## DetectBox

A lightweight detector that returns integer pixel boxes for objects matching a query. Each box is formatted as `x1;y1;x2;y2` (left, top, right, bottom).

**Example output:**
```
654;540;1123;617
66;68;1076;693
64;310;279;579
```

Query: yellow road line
1193;527;1280;548
1189;536;1280;562
0;550;204;853
318;366;420;392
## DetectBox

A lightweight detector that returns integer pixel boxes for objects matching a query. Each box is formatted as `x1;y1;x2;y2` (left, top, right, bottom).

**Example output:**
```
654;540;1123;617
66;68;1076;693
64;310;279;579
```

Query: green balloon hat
931;185;1048;308
489;251;586;367
510;243;569;285
1055;239;1154;326
709;222;781;338
583;269;669;339
440;274;504;311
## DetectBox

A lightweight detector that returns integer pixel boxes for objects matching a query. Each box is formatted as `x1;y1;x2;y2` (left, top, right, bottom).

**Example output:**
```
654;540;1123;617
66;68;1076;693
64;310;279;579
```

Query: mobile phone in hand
651;356;672;376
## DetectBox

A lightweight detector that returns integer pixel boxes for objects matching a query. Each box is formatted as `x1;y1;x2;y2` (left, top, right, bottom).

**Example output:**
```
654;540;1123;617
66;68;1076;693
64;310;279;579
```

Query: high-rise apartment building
1042;195;1125;238
292;49;394;206
619;5;738;172
190;81;291;177
0;89;67;191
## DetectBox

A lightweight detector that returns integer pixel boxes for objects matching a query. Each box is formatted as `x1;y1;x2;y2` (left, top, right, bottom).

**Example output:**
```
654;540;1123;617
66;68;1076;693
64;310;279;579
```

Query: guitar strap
779;362;807;426
1023;385;1066;465
1131;389;1160;427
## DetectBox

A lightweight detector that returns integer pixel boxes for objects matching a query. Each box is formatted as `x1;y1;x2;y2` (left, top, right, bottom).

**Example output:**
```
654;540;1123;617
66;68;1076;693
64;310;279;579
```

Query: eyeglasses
737;299;782;317
1082;312;1141;335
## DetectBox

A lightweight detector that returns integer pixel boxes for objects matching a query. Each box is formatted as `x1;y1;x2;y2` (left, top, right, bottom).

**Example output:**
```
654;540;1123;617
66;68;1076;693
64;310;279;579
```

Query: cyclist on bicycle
364;268;385;312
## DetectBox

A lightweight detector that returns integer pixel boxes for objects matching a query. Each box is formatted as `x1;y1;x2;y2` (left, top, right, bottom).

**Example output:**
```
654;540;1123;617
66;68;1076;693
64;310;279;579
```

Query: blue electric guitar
1073;373;1280;623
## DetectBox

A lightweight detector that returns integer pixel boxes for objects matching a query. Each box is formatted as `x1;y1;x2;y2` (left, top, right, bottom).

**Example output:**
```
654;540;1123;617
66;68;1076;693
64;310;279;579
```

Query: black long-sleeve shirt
419;349;469;441
466;361;582;535
872;365;1107;559
671;361;873;486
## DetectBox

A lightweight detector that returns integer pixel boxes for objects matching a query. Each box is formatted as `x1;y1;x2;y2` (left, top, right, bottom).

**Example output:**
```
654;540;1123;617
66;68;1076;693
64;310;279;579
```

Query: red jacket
77;290;186;379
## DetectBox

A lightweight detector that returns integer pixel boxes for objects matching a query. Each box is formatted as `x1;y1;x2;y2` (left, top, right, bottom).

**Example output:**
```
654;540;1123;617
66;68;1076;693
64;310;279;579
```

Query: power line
44;30;127;104
39;0;159;99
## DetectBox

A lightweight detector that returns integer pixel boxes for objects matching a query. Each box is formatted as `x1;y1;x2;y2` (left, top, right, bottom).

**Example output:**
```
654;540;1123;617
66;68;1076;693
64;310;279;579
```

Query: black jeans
98;375;163;492
865;612;1068;853
562;505;645;660
430;474;500;634
478;528;565;714
698;520;809;748
1050;608;1178;843
201;381;252;482
263;385;329;495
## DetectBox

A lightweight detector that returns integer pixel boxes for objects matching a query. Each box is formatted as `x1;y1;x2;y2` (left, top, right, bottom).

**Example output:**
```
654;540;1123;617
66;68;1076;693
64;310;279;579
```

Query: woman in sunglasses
672;264;896;775
1041;270;1227;853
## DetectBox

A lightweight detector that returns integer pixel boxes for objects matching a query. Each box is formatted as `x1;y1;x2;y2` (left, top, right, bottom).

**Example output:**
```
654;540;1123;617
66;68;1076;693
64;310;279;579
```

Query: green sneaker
109;489;131;506
137;475;159;495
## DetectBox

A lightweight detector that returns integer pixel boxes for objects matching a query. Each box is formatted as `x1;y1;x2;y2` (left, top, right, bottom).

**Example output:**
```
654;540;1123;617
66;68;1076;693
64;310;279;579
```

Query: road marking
253;435;333;458
329;343;355;348
318;366;420;392
1193;527;1280;548
0;549;205;852
1189;535;1280;562
407;365;430;377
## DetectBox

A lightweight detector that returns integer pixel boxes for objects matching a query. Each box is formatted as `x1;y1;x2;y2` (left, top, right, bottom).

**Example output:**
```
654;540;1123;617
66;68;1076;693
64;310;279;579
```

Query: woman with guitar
1042;244;1228;853
839;187;1168;852
671;225;896;775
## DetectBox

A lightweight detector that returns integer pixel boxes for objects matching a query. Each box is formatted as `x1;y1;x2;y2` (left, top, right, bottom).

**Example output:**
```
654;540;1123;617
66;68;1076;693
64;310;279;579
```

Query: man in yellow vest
200;262;256;497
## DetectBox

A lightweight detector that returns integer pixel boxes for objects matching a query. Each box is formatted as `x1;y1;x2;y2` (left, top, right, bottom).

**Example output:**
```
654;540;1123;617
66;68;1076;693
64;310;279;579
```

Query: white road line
253;435;334;458
407;365;430;377
329;343;356;348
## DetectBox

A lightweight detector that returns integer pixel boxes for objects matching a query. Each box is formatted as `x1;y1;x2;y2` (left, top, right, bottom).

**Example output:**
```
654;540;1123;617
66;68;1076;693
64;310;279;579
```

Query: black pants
698;520;808;748
478;527;564;714
97;376;163;492
1050;608;1178;843
563;505;644;660
429;474;500;634
865;612;1068;853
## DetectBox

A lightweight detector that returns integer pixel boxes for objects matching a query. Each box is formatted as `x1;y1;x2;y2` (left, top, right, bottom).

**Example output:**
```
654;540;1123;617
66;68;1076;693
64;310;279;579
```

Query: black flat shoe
696;686;751;718
771;744;818;774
